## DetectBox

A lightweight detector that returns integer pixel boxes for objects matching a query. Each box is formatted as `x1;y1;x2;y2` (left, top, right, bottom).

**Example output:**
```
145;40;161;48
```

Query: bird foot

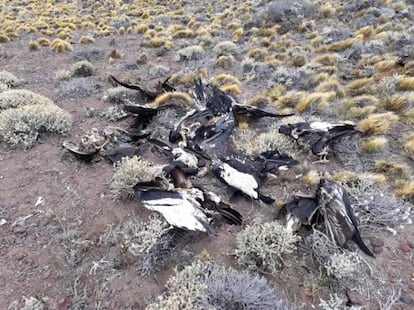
312;158;330;164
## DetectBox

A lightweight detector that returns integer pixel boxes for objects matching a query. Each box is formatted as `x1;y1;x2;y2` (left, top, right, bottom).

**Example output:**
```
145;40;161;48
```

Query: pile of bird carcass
63;75;374;258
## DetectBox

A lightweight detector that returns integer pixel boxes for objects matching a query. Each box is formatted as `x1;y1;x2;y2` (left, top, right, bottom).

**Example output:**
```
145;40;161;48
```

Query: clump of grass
50;38;73;52
71;60;96;77
177;45;205;61
37;37;50;46
383;94;408;111
357;112;399;135
79;35;95;44
211;73;240;86
301;170;321;186
296;91;336;112
397;182;414;201
235;221;299;274
247;48;268;62
0;70;24;88
375;160;410;180
315;80;346;97
360;137;388;153
28;40;40;51
346;77;375;96
397;76;414;91
215;55;235;69
110;156;163;200
214;40;238;56
403;133;414;160
400;108;414;125
220;84;242;96
152;91;193;107
0;34;10;43
0;102;72;147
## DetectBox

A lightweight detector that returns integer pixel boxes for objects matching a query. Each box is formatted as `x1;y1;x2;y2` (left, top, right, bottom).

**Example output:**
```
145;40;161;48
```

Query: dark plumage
211;156;274;204
279;121;359;161
62;140;99;162
281;179;374;257
137;187;242;232
104;145;140;164
232;104;294;119
110;75;174;100
316;179;374;257
138;189;212;233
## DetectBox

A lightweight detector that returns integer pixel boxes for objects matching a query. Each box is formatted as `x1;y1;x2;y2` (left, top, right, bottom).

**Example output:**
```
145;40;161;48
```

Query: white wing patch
220;163;258;199
142;194;209;232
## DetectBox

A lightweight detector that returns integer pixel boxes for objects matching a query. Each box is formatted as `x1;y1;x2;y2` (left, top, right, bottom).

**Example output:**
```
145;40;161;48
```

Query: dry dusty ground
1;0;414;309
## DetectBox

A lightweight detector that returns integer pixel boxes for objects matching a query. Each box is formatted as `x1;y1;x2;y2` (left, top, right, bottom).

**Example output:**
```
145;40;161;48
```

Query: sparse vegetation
110;156;163;200
1;0;414;308
0;98;72;147
147;259;292;310
235;222;299;274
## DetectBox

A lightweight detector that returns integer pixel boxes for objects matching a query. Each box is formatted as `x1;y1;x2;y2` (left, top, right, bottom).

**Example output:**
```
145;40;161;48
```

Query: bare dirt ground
1;0;414;309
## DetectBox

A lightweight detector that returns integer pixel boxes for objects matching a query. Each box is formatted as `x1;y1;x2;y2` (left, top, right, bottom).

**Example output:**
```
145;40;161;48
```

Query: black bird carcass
279;179;374;257
279;121;359;162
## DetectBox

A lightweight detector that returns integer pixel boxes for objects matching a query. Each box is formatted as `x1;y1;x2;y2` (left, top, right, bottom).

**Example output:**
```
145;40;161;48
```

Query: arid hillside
0;1;413;309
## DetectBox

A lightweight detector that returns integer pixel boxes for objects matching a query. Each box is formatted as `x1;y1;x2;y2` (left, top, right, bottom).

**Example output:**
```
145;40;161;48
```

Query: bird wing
211;161;259;199
139;189;210;232
232;104;294;118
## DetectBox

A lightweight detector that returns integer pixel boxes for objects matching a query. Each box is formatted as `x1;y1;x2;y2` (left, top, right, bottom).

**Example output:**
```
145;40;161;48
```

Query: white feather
142;190;209;232
172;147;198;167
220;163;258;199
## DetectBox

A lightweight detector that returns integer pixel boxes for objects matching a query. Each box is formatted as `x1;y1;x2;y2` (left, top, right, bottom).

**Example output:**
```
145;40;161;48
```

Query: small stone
370;237;384;247
372;246;384;254
409;284;414;291
401;244;411;253
399;291;414;304
407;241;414;249
347;290;368;306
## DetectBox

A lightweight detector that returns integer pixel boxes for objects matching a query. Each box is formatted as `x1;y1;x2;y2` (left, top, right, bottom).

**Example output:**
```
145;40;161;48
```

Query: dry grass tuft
301;170;321;186
357;112;399;135
0;34;10;43
403;133;414;160
215;55;235;69
384;94;408;111
78;35;95;44
220;84;242;96
361;137;388;153
346;77;375;96
396;182;414;201
397;76;414;91
28;40;40;51
213;40;238;56
296;91;336;112
50;38;73;52
375;160;410;181
151;91;193;107
37;37;50;46
211;73;240;86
